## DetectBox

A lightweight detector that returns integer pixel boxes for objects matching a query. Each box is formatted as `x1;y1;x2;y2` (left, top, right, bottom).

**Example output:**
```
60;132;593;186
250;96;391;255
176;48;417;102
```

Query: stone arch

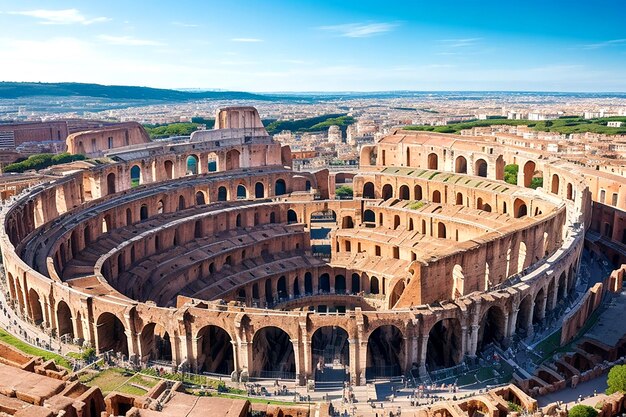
140;204;148;220
178;195;185;211
186;154;199;175
305;272;313;294
106;172;116;195
523;161;536;188
427;318;462;370
254;182;265;198
287;209;297;224
438;222;447;238
7;272;16;302
351;273;361;293
275;179;287;196
217;186;228;201
428;153;438;170
56;300;73;340
382;184;393;200
477;305;507;351
366;325;404;378
207;153;218;172
370;276;380;294
195;191;206;205
456;192;463;205
414;184;423;200
389;279;405;308
277;276;288;299
514;198;527;218
197;325;234;374
335;274;346;293
312;326;349;374
28;289;43;325
475;158;488;177
130;165;141;187
533;287;546;324
236;184;247;199
318;273;330;293
140;322;172;363
362;182;375;199
495;156;505;180
551;174;560;194
252;326;295;377
455;156;467;173
567;183;573;200
341;216;354;229
164;160;174;179
399;184;410;200
363;209;375;224
96;312;128;356
225;149;240;170
432;190;441;203
15;279;25;314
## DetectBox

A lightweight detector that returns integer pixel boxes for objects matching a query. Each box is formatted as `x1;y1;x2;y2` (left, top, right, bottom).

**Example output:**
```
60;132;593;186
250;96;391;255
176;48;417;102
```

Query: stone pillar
229;340;238;377
189;336;200;372
418;334;428;377
507;308;519;338
461;325;469;355
468;324;480;357
538;293;548;322
237;340;251;373
123;312;139;360
291;339;302;384
526;302;535;338
348;338;358;385
359;341;368;386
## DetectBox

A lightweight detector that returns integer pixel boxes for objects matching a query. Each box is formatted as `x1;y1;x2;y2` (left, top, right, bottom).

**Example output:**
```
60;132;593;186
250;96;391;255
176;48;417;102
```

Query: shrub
335;185;353;198
568;405;598;417
607;364;626;394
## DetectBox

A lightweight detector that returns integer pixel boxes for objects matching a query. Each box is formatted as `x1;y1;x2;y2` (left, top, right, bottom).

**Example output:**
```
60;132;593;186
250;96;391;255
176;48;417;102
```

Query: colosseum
0;106;623;399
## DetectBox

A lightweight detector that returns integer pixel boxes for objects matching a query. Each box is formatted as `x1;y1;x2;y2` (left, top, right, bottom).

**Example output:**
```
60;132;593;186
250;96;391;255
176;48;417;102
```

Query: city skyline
1;0;626;92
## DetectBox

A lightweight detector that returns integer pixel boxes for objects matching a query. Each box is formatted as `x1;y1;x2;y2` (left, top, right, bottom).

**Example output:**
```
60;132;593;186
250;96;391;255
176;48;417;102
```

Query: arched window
218;186;228;201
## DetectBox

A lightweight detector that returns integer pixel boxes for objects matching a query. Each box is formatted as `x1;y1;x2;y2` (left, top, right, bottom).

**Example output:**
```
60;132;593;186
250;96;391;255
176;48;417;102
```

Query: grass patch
79;368;158;396
0;328;72;369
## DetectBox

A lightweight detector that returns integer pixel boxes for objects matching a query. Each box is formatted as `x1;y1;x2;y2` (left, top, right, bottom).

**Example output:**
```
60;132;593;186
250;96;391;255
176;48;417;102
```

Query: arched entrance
428;153;438;170
426;318;462;370
140;323;173;363
225;149;240;170
255;182;265;198
312;326;349;382
28;289;43;325
477;306;507;352
475;159;488;177
362;182;375;199
56;301;74;340
106;172;116;195
130;165;141;187
186;154;199;175
275;179;287;196
455;156;467;173
96;313;128;356
366;325;404;379
382;184;393;200
197;325;234;374
252;327;296;378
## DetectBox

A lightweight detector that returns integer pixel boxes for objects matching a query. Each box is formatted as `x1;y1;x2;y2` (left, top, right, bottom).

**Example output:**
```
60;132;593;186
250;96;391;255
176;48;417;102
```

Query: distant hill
0;82;275;101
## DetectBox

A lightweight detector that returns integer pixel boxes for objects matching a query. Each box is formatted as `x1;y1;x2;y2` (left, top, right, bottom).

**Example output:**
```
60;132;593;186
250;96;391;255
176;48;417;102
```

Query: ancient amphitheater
1;106;624;393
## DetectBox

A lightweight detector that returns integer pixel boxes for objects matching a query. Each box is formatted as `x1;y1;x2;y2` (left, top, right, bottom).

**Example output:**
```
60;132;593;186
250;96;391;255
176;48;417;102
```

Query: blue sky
1;0;625;92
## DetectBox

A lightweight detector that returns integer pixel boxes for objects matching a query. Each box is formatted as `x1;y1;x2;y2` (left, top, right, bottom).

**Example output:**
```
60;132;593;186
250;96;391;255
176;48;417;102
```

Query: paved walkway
537;376;608;407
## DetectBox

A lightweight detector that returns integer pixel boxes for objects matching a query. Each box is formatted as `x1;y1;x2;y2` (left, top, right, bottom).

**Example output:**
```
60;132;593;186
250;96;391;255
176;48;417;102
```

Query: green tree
335;185;353;198
607;364;626;394
503;164;519;185
568;405;598;417
530;177;543;189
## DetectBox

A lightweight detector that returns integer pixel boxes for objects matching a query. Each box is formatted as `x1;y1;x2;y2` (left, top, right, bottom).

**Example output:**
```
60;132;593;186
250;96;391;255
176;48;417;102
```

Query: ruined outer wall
66;122;150;156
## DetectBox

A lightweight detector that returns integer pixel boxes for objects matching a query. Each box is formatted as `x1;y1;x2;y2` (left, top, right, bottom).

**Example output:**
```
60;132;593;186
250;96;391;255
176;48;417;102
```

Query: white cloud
6;9;109;25
319;22;399;38
171;21;199;28
98;35;164;46
437;37;482;48
231;38;263;43
582;39;626;50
